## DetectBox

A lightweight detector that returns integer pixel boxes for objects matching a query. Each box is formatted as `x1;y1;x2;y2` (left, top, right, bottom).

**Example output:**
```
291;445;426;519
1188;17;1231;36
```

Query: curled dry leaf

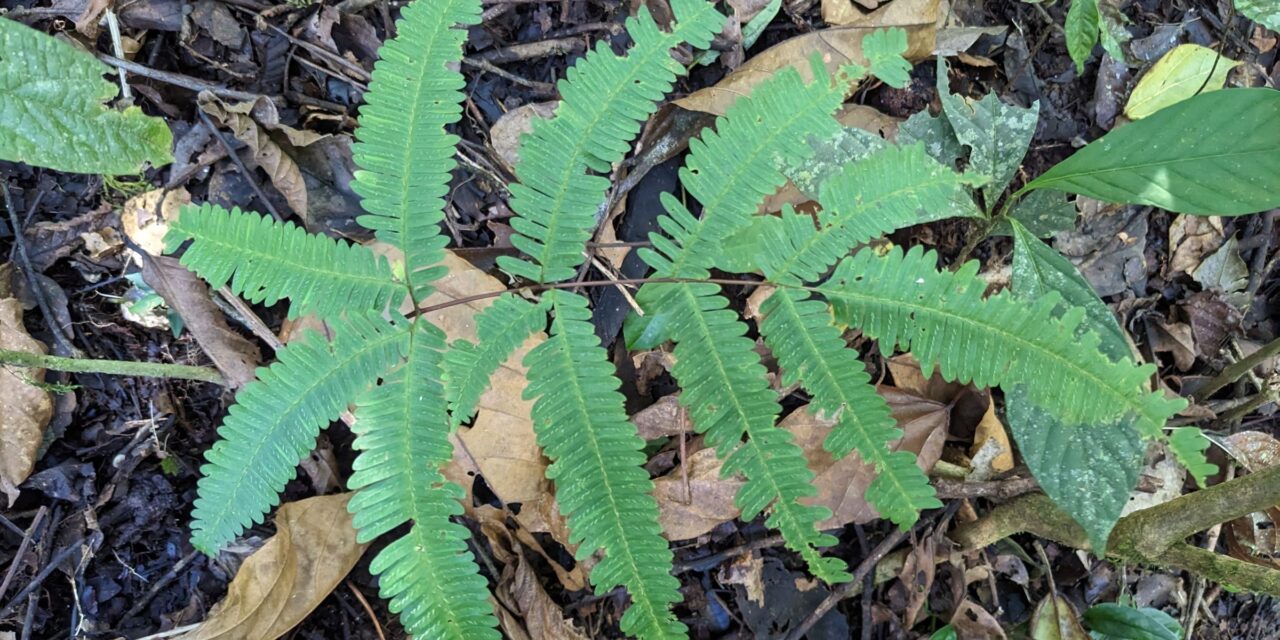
142;255;262;388
0;296;54;505
198;92;328;217
177;493;366;640
968;399;1014;479
675;0;943;115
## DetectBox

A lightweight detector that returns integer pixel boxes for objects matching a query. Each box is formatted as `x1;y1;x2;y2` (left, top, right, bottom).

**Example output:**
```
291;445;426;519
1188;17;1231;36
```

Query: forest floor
1;0;1279;638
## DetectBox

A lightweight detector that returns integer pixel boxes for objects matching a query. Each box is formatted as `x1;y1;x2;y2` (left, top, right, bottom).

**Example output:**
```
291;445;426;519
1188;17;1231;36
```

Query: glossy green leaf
1065;0;1100;73
1238;0;1280;32
937;59;1039;202
1096;2;1131;62
1083;603;1181;640
864;28;912;88
1025;88;1280;216
898;108;964;169
1125;45;1239;120
0;17;172;174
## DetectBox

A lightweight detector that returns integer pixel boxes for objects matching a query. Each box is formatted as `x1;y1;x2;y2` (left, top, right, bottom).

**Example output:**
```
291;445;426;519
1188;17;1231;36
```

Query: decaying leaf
425;251;556;535
1125;45;1239;120
198;92;328;217
121;187;192;261
1029;593;1088;640
490;101;558;171
969;400;1014;479
142;255;262;388
177;493;367;640
654;446;744;540
1222;431;1280;569
0;296;54;505
675;0;941;115
951;599;1007;639
1167;215;1224;277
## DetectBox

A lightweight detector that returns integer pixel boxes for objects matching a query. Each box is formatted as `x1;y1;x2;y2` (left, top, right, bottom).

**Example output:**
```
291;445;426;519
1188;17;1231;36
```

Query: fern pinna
164;0;1192;636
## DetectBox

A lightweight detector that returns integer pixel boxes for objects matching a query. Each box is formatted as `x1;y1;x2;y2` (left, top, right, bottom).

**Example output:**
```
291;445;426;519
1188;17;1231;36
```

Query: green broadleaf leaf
937;59;1039;202
0;17;172;174
1024;88;1280;215
1083;603;1181;640
863;28;912;89
1124;45;1239;120
1007;222;1142;551
1065;0;1100;73
994;189;1077;238
1096;2;1132;62
1238;0;1280;32
1006;388;1145;552
1010;220;1129;363
898;108;964;169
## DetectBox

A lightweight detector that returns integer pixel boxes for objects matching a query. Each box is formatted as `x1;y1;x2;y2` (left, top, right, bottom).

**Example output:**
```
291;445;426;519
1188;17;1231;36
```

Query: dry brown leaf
121;187;191;261
1167;215;1224;277
498;549;591;640
198;92;328;217
968;400;1014;478
0;297;53;505
718;552;766;606
796;386;948;528
676;0;942;115
654;446;744;539
490;101;558;171
822;0;867;26
951;599;1007;640
1029;593;1088;640
142;255;262;388
177;493;366;640
632;394;689;439
1222;431;1280;569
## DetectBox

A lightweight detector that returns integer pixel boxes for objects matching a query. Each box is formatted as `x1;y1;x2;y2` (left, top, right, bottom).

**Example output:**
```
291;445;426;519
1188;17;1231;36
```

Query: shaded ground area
1;0;1279;638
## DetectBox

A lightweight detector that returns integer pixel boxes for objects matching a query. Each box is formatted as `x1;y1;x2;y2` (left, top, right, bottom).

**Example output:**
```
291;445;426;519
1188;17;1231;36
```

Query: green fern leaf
523;291;685;639
498;0;722;283
349;322;500;638
761;144;984;283
861;28;911;88
351;0;481;299
190;312;409;554
165;203;406;321
0;17;172;174
1167;427;1217;488
635;59;858;582
820;246;1186;436
443;293;548;427
757;287;940;528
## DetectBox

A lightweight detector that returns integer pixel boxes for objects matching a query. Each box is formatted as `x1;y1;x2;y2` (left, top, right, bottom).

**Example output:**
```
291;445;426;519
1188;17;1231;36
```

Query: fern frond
1167;427;1216;488
190;312;409;554
497;0;722;283
633;59;858;582
165;203;406;321
757;287;940;528
349;322;500;639
523;291;685;639
762;143;984;282
646;282;850;583
443;293;548;428
819;246;1186;436
351;0;481;300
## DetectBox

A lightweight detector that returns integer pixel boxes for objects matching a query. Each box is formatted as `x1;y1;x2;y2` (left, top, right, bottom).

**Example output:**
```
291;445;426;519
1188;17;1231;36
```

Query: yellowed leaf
969;399;1014;477
0;296;53;505
1125;44;1240;120
121;187;191;261
177;493;366;640
676;0;942;115
1029;594;1088;640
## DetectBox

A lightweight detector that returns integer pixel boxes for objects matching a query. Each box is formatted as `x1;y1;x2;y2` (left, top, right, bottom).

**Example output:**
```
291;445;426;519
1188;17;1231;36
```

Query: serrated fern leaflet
166;203;407;321
820;246;1186;437
190;313;408;554
443;293;548;428
349;322;500;638
524;291;685;639
498;0;721;283
352;0;481;300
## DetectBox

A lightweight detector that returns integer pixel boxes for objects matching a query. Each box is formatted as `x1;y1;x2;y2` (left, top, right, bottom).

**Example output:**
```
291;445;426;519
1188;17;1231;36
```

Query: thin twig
0;538;84;619
0;508;46;604
195;110;285;222
0;348;225;384
3;185;80;357
96;54;271;103
346;581;387;640
122;551;199;620
1194;334;1280;401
